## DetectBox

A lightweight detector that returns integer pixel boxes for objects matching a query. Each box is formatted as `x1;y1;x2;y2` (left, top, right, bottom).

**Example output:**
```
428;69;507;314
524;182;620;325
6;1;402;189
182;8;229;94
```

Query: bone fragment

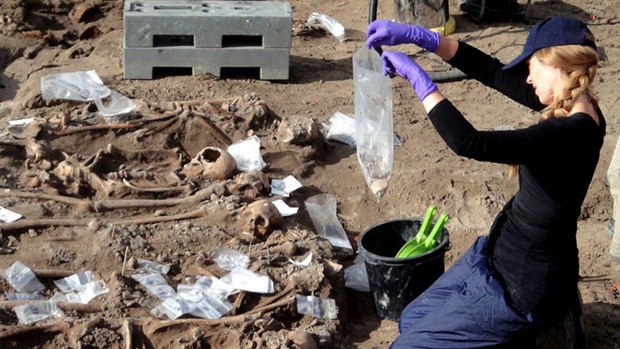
0;322;71;341
241;295;295;318
123;319;133;349
0;138;49;163
230;291;246;315
121;179;190;193
144;313;260;335
144;295;295;335
141;110;189;136
70;317;104;346
0;268;76;279
249;278;297;313
194;113;232;146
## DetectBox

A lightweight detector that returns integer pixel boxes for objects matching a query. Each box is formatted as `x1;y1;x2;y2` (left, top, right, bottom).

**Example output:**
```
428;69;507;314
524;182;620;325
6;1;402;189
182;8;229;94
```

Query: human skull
230;169;270;198
237;199;283;237
181;147;237;182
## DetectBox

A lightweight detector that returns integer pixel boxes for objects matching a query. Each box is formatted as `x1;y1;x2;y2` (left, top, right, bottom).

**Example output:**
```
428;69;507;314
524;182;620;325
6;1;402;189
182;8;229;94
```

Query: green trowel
395;205;436;257
395;208;449;258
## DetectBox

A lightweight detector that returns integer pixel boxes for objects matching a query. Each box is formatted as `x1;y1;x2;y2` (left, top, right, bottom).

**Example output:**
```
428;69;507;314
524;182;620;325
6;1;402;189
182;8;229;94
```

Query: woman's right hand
366;20;440;52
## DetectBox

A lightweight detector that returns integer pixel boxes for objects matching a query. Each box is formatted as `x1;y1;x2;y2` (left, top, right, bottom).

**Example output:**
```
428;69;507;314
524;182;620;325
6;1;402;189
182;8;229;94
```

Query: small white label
272;199;298;217
0;206;22;223
270;175;303;197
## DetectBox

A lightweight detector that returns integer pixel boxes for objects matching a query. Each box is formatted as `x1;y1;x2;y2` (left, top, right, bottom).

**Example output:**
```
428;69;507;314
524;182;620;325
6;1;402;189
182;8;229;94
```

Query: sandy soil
0;0;618;348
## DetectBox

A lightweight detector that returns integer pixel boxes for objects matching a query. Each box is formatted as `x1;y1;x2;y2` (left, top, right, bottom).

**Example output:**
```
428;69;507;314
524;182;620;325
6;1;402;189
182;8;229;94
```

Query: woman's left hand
382;51;438;101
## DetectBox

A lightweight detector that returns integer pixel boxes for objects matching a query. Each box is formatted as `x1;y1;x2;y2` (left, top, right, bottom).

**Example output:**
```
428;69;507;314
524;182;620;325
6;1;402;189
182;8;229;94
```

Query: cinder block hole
128;2;143;12
152;67;193;78
220;67;260;79
222;35;263;48
154;35;194;47
154;5;192;10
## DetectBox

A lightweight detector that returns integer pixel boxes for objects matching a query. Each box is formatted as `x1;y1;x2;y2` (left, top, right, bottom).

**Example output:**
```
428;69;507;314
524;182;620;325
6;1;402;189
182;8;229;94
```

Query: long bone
0;184;222;212
50;103;183;137
0;205;209;232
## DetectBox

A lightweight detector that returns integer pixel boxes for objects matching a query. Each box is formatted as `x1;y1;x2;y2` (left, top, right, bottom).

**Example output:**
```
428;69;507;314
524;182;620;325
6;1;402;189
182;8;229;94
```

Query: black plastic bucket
358;218;450;321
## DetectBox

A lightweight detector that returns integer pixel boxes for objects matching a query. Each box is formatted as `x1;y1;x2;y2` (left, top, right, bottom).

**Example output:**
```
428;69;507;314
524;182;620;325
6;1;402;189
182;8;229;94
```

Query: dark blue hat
503;16;596;71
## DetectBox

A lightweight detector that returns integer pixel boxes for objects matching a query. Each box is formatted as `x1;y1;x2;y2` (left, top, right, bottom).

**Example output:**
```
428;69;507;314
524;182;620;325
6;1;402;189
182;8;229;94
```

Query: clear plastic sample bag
353;46;394;200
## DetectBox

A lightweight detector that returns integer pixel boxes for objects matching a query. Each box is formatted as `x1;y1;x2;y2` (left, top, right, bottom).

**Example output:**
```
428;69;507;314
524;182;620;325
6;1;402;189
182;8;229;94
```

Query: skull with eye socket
237;199;283;238
181;147;237;184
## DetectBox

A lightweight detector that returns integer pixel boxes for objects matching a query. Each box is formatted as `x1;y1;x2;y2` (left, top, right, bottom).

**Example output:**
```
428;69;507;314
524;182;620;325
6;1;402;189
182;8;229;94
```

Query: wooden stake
121;246;130;276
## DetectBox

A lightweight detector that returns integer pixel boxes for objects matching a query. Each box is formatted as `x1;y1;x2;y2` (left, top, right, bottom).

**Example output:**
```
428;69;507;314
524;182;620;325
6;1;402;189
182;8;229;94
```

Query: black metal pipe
369;0;378;24
368;0;382;55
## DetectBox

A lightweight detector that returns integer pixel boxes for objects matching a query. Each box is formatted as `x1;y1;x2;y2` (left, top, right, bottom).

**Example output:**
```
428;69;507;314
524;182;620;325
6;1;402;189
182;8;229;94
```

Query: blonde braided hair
508;37;599;177
536;42;599;121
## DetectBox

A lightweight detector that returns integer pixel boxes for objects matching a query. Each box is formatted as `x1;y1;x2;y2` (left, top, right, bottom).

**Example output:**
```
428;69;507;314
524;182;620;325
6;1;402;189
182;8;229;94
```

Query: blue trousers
391;236;540;349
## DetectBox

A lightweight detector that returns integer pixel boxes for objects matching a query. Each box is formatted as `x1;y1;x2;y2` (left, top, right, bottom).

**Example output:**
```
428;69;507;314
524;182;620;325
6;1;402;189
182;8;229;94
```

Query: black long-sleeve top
429;42;606;321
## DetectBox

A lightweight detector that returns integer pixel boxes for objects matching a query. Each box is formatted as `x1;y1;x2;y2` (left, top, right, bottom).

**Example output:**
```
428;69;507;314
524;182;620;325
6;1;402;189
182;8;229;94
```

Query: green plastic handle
395;211;449;258
424;212;449;249
416;205;437;243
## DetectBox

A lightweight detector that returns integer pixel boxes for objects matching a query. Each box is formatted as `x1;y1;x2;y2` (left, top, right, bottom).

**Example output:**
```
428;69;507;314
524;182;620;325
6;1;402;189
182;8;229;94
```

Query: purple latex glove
382;51;438;101
366;20;440;52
